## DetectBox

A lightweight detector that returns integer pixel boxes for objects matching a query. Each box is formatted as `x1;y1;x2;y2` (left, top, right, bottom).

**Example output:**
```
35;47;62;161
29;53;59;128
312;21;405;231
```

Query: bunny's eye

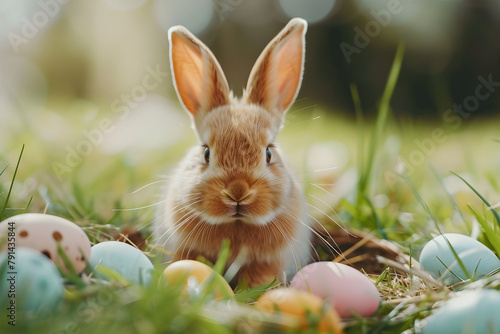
266;146;272;164
204;147;210;163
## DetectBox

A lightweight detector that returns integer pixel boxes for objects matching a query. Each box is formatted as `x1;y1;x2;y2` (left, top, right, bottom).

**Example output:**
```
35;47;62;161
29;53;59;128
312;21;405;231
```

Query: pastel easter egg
0;248;64;317
0;213;91;273
290;262;381;318
89;241;153;285
423;290;500;334
256;288;343;332
163;260;234;299
419;233;500;286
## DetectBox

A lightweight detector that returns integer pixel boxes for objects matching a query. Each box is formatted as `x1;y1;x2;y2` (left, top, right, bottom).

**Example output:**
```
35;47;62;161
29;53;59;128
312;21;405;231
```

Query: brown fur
157;18;310;287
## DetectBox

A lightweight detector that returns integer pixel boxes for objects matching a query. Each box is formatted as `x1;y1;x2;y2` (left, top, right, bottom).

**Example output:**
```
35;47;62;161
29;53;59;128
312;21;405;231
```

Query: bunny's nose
223;179;253;203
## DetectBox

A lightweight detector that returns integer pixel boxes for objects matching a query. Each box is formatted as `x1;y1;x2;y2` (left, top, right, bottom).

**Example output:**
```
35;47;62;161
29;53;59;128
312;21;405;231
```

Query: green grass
2;51;500;333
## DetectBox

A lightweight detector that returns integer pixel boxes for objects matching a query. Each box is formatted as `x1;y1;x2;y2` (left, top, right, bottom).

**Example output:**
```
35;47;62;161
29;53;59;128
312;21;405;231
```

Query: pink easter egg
0;213;91;273
290;261;381;318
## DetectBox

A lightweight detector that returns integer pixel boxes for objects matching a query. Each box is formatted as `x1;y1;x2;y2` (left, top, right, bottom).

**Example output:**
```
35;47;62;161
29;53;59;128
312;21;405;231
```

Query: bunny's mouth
201;211;274;226
229;202;248;219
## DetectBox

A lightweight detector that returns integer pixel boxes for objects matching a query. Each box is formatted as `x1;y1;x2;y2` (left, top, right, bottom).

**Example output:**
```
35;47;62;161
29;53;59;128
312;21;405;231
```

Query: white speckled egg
0;248;64;317
0;213;91;273
290;261;381;318
419;233;500;286
89;241;153;285
423;290;500;334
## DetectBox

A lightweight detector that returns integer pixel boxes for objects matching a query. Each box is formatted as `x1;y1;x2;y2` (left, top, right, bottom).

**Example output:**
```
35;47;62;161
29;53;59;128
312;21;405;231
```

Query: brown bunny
155;18;311;287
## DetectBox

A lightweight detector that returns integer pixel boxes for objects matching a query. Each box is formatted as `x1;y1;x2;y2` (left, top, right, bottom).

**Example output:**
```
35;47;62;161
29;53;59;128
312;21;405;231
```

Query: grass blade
431;165;467;229
212;239;231;275
0;145;25;220
440;234;471;281
57;242;87;288
23;196;33;213
403;174;442;234
0;164;8;177
468;204;500;255
452;171;500;228
234;278;279;303
435;255;467;282
351;83;365;180
365;195;389;240
358;42;405;204
375;268;390;285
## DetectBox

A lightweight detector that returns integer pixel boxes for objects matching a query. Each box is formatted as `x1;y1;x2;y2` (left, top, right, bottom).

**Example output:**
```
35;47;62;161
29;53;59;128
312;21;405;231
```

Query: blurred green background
1;3;500;332
0;0;499;229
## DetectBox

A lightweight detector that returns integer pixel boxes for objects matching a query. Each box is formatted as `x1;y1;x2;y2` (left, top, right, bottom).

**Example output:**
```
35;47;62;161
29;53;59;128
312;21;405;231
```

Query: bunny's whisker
307;194;348;230
305;202;349;234
175;211;206;259
125;180;169;196
149;200;202;244
112;199;170;212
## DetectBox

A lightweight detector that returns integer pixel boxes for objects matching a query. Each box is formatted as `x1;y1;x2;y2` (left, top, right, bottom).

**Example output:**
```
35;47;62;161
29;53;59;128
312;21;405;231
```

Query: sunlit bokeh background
1;0;499;227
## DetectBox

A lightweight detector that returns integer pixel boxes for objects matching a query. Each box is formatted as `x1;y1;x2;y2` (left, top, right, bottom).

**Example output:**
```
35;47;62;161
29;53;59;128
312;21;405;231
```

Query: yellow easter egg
163;260;233;299
256;288;343;333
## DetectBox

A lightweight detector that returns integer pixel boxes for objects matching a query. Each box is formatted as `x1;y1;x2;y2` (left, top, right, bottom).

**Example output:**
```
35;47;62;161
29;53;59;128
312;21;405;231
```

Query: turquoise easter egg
89;241;153;285
0;248;64;318
423;290;500;334
419;233;500;286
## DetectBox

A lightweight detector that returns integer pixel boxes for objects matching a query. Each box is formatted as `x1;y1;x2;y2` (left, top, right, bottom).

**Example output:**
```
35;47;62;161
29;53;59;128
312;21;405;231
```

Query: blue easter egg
419;233;500;286
423;290;500;334
89;241;153;285
0;247;64;318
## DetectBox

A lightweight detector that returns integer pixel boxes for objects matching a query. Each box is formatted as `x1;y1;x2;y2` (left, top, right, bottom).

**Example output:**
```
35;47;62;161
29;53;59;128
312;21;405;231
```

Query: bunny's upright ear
169;26;230;123
245;18;307;120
